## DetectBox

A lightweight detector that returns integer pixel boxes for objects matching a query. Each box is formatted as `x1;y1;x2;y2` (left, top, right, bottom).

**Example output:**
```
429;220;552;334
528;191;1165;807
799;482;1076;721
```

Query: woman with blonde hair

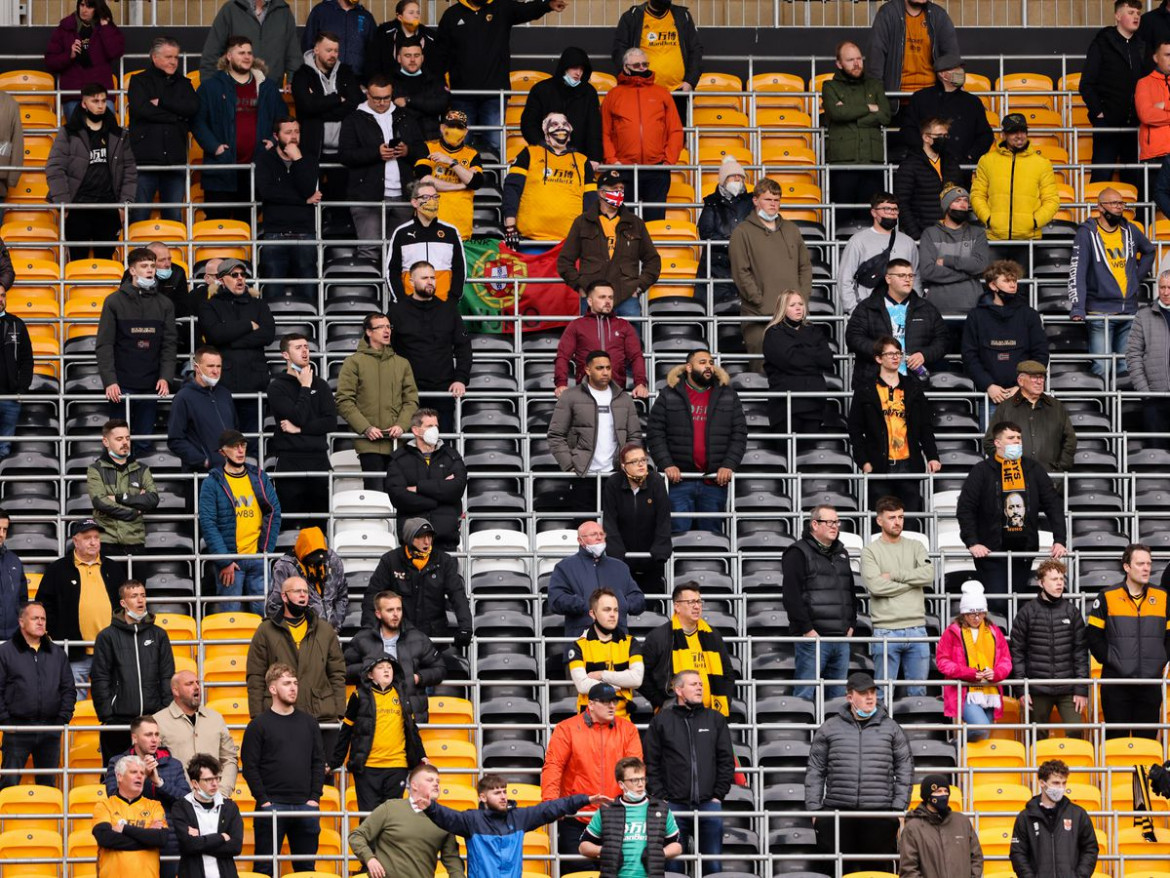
762;290;833;433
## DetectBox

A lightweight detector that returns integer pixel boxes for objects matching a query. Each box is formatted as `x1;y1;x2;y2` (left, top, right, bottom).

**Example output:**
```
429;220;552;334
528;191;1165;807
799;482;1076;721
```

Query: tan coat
728;212;813;354
152;700;239;792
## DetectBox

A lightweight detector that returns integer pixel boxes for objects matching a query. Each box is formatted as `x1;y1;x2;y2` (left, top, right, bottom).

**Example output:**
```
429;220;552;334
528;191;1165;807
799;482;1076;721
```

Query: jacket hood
269;604;319;628
354;337;400;359
665;363;731;388
179;375;222;395
302;50;339;83
65;106;122;138
617;71;659;88
906;801;946;823
555;46;594;82
215;57;269;81
740;211;790;234
974;288;1025;314
360;654;407;688
294;526;328;560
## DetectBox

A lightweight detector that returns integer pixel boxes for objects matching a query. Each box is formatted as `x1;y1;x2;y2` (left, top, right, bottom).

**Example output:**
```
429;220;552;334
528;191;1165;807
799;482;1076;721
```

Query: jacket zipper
1007;151;1017;240
686;710;699;804
133;621;144;716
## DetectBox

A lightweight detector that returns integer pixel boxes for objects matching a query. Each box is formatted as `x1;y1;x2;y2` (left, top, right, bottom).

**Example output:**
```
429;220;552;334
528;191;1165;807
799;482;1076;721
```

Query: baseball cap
588;682;619;702
442;109;468;128
1001;113;1029;133
218;429;247;449
846;671;877;692
596;169;625;189
70;518;100;537
215;258;249;278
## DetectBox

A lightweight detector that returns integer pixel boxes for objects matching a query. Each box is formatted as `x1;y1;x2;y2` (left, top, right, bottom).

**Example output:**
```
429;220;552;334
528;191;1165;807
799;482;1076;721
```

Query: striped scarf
671;615;734;717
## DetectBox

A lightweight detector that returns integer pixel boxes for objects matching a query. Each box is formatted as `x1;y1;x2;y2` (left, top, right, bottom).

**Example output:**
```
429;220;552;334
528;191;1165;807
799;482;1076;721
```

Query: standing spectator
387;182;467;303
846;258;947;389
44;0;124;107
971;113;1060;243
198;429;281;613
198;259;276;447
1141;1;1170;72
899;55;994;186
0;92;22;208
601;50;684;221
0;285;32;462
171;753;245;878
1080;0;1145;190
602;443;672;593
46;82;138;261
146;243;198;344
848;336;942;512
95;248;176;455
521;47;603;165
762;289;833;434
1009;760;1099;878
542;682;643;863
390;43;448;142
868;0;960;94
436;0;567;156
956;421;1068;618
92;582;176;759
936;582;1012;742
347;763;464;878
153;670;240;792
387;263;471;432
385;413;468;550
414;110;485;241
194;37;287;222
982;360;1077;472
894;118;963;240
645;670;735;874
899;774;983;878
1070;186;1156;379
38;519;125;684
781;506;858;700
554;282;649;399
92;755;168;877
698;156;752;302
1138;38;1170;205
823;41;892;222
333;656;427;811
647;348;747;533
548;350;643;478
504;113;598;243
0;602;75;788
199;0;302;84
267;334;338;526
918;184;991;316
255;118;322;301
291;30;362;205
1127;269;1170;447
567;589;645;718
166;347;239;474
961;260;1049;405
579;756;683;876
339;77;426;263
1088;543;1170;739
240;663;325;876
559;170;662;321
369;0;442;78
549;521;646;640
837;192;920;316
860;495;934;699
612;0;703;122
805;671;913;873
266;527;349;630
87;418;159;556
0;512;24;641
639;583;735;716
302;0;375;75
1009;560;1089;739
128;37;199;224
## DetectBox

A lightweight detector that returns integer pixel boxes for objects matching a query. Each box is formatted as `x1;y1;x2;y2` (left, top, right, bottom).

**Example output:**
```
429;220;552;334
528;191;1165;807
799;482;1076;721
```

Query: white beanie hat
959;581;988;614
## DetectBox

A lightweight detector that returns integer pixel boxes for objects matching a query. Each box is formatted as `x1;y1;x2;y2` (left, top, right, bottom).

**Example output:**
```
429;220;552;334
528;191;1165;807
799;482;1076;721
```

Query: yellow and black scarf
671;615;734;717
960;623;999;699
999;455;1025;492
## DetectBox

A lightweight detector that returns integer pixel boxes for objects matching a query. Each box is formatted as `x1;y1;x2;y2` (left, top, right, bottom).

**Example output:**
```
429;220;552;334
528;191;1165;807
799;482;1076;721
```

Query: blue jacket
424;795;589;878
302;0;377;76
0;546;27;640
1069;217;1157;318
166;378;240;472
198;464;281;570
548;548;645;639
192;69;287;192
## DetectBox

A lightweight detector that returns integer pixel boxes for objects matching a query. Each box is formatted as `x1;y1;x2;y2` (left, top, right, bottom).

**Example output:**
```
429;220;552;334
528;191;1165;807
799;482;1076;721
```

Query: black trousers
815;812;899;874
99;727;132;763
65;206;120;261
1101;682;1162;739
556;817;589;873
353;766;408;813
358;452;392;491
973;555;1034;620
1090;128;1142;196
829;167;885;224
274;453;331;527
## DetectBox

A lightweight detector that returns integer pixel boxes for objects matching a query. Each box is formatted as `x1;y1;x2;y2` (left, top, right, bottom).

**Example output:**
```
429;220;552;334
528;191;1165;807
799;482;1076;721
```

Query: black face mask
1101;209;1125;226
285;601;308;619
1007;139;1029;153
878;216;898;231
626;68;653;78
946;208;968;224
647;0;670;12
929;794;951;817
930;135;949;153
84;109;105;124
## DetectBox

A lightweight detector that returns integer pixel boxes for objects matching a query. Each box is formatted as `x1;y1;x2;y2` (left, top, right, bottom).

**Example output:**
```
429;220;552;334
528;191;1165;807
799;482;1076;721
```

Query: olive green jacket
335;339;420;456
822;70;893;165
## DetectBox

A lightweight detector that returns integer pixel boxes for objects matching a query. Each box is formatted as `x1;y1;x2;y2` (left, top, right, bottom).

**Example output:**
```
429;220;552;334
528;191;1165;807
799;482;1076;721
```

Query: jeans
870;626;930;698
0;399;20;458
0;732;61;788
794;640;851;701
667;800;723;874
219;557;267;614
70;656;93;691
358;451;392;491
133;169;187;223
669;480;727;534
615;294;643;341
1087;314;1132;378
449;95;503;156
260;232;319;300
109;397;159;455
961;700;993;742
252;802;321;875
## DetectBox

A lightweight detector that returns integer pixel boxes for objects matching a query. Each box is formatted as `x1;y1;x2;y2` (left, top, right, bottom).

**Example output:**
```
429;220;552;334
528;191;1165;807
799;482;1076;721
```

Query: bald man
548;521;646;641
153;670;240;792
1069;186;1156;379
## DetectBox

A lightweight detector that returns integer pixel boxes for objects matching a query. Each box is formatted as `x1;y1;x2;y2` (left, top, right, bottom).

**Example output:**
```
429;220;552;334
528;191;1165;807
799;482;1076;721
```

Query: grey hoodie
301;48;342;151
917;220;991;315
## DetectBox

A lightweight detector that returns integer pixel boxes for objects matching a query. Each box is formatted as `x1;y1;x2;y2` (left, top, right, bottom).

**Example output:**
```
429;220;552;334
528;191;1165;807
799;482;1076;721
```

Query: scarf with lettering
999;455;1025;492
670;615;733;717
960;623;1001;706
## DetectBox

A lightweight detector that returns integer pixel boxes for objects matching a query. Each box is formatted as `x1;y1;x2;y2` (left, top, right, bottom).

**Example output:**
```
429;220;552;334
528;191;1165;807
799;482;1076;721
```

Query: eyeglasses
887;272;915;280
875;206;899;214
623;457;648;466
674;598;704;606
621;776;648;785
284;588;310;596
626;62;650;70
368;94;394;103
416;194;440;203
1100;200;1127;208
814;519;841;527
197;775;222;784
964;610;987;617
880;351;903;359
226;271;247;279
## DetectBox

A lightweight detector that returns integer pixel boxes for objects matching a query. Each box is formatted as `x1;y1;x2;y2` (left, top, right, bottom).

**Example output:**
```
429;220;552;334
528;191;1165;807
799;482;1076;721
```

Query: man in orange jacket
541;682;643;869
1138;39;1170;217
601;47;684;222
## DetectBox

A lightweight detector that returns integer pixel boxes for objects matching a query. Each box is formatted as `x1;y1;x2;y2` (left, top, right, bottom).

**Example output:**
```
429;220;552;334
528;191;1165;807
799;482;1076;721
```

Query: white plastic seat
468;529;530;575
333;526;397;556
535;528;578;576
332;488;394;516
932;490;961;515
329;449;361;471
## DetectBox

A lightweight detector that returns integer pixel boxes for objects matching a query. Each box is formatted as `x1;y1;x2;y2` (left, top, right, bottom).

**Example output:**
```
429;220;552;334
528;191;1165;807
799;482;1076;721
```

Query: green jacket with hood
821;69;893;164
335;338;419;456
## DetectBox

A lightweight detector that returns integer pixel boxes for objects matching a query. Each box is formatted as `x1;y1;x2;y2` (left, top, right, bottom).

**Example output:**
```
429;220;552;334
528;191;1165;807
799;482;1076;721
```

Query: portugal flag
459;239;578;333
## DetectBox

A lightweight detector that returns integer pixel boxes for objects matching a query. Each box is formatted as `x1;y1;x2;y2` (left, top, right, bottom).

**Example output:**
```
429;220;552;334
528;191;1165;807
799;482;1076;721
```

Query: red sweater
554;312;648;389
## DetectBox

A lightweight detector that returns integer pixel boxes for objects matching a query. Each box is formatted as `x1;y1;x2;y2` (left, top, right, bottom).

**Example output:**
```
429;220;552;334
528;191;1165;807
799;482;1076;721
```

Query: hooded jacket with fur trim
191;63;287;193
646;364;747;474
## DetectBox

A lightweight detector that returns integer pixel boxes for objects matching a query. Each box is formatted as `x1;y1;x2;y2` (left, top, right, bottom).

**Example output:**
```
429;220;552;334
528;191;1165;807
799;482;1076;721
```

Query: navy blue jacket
548;547;646;639
192;69;287;192
960;291;1050;392
198;464;281;570
166;378;240;472
0;633;75;724
0;546;27;640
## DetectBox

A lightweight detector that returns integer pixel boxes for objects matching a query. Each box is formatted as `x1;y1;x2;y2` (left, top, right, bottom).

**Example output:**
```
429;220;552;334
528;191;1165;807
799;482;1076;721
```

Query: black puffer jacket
0;633;75;724
1009;593;1089;697
644;700;735;806
698;188;752;278
362;546;473;641
762;318;833;428
893;148;963;239
646;364;747;474
960;291;1050;392
332;657;427;773
1080;26;1144;127
780;525;858;636
90;611;175;723
342;621;445;720
805;703;913;811
845;288;948;388
197;289;276;393
1009;795;1098;878
847;372;939;473
520;47;603;164
384;441;468;550
127;59;199;167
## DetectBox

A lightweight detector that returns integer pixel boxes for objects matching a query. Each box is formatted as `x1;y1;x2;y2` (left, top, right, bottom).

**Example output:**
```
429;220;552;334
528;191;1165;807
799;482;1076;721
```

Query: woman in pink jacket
936;581;1013;742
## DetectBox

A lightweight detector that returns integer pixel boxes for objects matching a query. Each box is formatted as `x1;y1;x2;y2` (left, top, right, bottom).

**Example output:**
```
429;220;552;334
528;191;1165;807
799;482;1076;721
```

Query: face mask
84;109;105;123
422;426;440;446
549;128;571;145
878;216;898;231
417;200;440;220
155;267;172;280
946;208;968;224
723;180;744;197
135;276;157;290
1045;786;1065;803
563;74;582;87
626;468;646;485
1008;140;1029;153
125;608;147;622
757;209;779;222
930;134;949;152
193;788;216;803
1003;443;1024;460
285;600;308;619
600;189;625;209
399;67;422;77
443;128;467;148
948;69;967;87
108;449;129;462
289;361;304;373
854;706;877;719
201;369;219;388
1102;209;1125;226
627;68;653;78
584;541;606;558
623;789;647;802
928;793;950;814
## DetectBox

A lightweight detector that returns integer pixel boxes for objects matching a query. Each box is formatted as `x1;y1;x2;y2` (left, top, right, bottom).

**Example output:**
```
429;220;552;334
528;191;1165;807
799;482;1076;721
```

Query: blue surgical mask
623;789;646;802
135;276;157;290
399;67;422;77
156;267;173;280
563;74;582;87
1003;444;1024;460
758;209;779;222
855;706;877;719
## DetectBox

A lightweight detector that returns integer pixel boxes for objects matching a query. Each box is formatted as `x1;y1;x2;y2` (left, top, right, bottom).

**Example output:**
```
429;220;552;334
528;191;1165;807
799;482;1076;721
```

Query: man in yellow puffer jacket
970;113;1060;241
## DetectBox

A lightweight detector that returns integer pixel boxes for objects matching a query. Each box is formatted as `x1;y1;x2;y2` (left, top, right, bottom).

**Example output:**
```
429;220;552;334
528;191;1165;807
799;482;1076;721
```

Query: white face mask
125;608;147;621
723;180;745;197
135;276;157;290
1003;443;1023;460
622;788;646;802
201;369;219;388
1045;786;1065;803
584;541;606;558
422;426;440;446
758;209;779;222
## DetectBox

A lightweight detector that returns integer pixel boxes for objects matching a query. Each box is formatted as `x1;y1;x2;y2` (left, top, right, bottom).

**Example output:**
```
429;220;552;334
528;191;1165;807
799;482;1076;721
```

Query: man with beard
291;31;363;203
413;110;484;240
86;418;159;556
391;42;448;142
386;179;466;303
255;118;322;301
971;114;1060;245
503;112;597;244
822;41;891;223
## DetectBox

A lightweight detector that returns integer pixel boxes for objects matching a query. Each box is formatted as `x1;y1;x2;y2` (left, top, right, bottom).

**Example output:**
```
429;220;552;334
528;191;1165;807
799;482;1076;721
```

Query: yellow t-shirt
598;213;620;260
226;472;261;555
641;9;686;92
1096;225;1129;300
77;556;111;655
415;140;483;240
287;616;308;648
366;687;408;768
508;146;596;241
901;11;934;93
94;794;165;878
928;154;942;179
878;383;910;461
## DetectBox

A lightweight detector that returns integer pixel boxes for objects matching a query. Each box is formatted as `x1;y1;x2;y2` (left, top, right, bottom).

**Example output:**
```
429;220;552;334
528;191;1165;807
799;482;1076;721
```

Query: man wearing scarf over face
414;110;485;240
503;112;597;245
898;773;983;877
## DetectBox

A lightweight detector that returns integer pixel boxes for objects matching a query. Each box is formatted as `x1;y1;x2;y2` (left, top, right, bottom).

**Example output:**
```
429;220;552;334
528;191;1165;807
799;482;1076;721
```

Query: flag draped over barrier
459;239;578;333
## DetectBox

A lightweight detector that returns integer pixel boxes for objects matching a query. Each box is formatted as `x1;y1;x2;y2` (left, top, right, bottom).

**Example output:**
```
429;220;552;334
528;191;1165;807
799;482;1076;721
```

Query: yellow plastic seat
1034;737;1095;767
966;738;1027;785
17;107;57;131
841;872;898;878
770;180;822;224
428;738;478;787
153;612;197;660
3;211;56;231
503;104;524;128
0;828;63;876
9;292;59;319
659;257;698;279
508;70;550;106
0;71;55;110
66;784;106;821
589;71;616;96
30;337;60;379
0;219;56;243
645;219;698;241
506;783;542;807
426;696;474;741
65;827;97;877
760;143;818;185
19;138;52;169
1118;826;1170;874
997;72;1056;112
972;782;1033;811
1104;736;1164;767
127;219;187;242
748;72;807;112
191;219;251;242
200;612;262;660
63;259;123;282
203;654;249;688
693;108;749;130
693;72;743;112
0;786;63;834
977;824;1013;857
6;173;48;204
436;782;479;811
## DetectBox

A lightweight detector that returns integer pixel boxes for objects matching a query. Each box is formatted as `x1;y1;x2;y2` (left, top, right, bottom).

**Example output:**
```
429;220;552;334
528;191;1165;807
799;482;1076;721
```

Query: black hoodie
960;290;1050;392
519;47;603;163
1080;26;1145;126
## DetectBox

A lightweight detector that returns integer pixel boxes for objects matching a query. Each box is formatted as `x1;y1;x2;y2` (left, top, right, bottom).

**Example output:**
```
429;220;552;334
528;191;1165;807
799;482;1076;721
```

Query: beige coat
729;212;813;354
152;700;239;793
